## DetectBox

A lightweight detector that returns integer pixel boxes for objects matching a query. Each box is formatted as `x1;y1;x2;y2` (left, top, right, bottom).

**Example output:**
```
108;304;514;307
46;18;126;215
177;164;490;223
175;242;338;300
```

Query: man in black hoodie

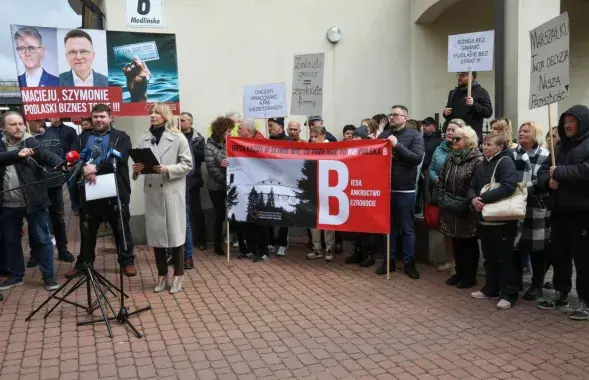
443;72;493;141
537;105;589;321
377;105;425;279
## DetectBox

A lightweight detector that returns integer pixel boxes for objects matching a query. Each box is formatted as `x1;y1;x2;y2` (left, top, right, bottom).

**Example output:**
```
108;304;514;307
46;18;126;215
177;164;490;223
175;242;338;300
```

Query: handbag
480;156;528;221
424;202;440;229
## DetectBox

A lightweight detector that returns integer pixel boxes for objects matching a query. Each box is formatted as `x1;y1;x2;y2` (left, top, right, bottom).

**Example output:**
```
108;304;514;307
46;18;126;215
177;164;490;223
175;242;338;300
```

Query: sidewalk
0;211;588;379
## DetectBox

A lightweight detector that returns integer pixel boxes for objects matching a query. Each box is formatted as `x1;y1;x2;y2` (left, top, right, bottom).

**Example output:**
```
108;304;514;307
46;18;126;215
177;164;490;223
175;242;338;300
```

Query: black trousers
478;222;518;303
189;187;208;246
208;190;226;252
268;226;288;247
75;198;134;269
551;215;589;302
335;231;343;245
247;223;268;257
154;246;183;276
235;222;248;253
453;237;480;285
514;249;549;289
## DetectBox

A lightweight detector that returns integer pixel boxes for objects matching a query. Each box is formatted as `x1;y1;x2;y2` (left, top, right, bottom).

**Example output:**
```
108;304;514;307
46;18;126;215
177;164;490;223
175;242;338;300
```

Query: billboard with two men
11;25;179;119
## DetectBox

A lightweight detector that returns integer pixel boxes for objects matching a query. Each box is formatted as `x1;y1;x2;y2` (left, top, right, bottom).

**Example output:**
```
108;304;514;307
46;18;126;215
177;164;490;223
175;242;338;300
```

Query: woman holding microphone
132;103;193;294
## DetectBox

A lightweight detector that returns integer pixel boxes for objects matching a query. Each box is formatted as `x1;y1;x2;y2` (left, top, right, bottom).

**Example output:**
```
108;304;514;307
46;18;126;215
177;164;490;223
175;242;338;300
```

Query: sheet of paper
85;173;118;201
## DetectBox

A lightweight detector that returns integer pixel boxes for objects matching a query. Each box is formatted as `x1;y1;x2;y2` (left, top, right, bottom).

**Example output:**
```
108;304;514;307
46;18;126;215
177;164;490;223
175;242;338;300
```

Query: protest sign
448;30;494;72
11;25;179;120
126;0;164;28
226;137;391;234
290;53;324;116
528;12;569;110
243;83;287;119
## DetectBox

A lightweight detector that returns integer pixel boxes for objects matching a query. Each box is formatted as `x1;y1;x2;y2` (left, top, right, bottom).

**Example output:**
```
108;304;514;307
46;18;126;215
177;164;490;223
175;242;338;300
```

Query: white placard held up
243;83;287;119
290;53;324;116
528;12;570;110
85;174;118;201
126;0;164;28
448;30;494;72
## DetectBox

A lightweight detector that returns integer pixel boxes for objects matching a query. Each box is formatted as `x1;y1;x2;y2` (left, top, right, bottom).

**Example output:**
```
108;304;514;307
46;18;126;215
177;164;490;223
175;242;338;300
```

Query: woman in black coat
469;132;519;309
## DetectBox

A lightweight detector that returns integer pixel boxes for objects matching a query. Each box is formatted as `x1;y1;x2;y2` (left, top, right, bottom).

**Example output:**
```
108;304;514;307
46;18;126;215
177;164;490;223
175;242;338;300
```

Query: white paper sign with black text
448;30;494;72
126;0;164;28
529;12;569;110
291;53;324;116
243;83;287;119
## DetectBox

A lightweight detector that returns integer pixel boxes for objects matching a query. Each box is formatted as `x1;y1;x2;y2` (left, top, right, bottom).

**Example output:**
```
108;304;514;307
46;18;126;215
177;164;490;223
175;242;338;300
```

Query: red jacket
253;130;265;139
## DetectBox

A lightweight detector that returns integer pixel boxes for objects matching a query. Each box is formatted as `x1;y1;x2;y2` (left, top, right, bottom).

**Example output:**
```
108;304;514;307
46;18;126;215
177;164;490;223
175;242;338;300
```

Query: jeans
208;190;226;253
184;205;193;258
1;207;54;279
389;192;416;262
190;187;208;246
30;186;68;257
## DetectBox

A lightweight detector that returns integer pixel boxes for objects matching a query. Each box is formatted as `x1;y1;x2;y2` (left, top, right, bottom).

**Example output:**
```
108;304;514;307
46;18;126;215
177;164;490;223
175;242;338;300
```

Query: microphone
67;146;102;188
65;150;81;164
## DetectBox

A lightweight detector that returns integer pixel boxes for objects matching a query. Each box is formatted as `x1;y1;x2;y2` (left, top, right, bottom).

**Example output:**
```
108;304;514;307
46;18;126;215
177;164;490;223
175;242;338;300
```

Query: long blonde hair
149;102;180;133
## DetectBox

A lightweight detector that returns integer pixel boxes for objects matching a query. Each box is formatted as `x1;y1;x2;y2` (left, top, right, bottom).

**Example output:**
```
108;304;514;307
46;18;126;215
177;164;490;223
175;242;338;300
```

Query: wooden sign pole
548;104;556;166
467;70;473;98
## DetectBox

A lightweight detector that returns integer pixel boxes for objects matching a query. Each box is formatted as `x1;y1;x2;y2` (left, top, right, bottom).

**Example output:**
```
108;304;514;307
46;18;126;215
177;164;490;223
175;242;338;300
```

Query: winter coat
0;134;65;214
538;105;589;216
469;149;518;224
422;133;442;171
437;147;482;238
428;141;452;183
33;128;65;189
443;81;493;140
186;128;205;190
204;137;227;191
135;130;193;248
270;131;292;141
378;126;425;191
512;145;551;252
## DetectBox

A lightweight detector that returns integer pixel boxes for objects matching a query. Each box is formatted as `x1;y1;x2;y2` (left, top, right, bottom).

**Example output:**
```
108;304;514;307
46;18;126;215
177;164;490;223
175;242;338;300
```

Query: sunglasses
452;137;462;143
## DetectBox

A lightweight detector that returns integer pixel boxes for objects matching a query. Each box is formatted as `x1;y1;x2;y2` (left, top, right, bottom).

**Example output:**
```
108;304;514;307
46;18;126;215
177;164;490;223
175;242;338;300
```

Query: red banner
226;137;391;234
20;87;123;120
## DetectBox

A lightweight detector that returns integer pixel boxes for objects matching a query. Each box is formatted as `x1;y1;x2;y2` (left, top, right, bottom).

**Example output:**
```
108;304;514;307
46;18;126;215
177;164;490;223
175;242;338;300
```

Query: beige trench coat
135;130;193;248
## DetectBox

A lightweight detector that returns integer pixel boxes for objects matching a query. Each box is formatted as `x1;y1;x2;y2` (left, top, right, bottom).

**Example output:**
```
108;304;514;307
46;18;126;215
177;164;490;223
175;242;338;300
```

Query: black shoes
58;251;75;263
0;277;24;291
360;255;375;268
27;257;38;268
345;248;362;264
523;287;543;301
446;275;459;286
376;261;395;275
537;291;569;310
404;261;420;280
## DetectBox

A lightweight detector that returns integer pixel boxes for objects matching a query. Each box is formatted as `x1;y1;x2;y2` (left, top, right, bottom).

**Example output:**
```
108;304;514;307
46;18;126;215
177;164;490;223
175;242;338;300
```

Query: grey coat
204;137;226;191
135;130;193;248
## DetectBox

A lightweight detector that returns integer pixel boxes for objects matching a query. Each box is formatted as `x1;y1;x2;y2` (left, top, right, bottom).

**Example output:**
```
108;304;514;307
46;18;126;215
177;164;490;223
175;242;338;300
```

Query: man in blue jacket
377;105;425;279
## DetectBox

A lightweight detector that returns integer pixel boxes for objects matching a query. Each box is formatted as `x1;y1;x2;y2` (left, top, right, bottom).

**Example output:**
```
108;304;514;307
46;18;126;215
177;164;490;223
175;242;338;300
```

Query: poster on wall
226;137;391;233
447;30;494;73
528;12;569;110
10;25;179;120
126;0;165;28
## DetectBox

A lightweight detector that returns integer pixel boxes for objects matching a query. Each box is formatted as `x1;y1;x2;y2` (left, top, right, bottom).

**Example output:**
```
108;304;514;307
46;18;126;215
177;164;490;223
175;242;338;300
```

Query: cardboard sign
448;30;494;72
290;53;324;116
243;83;287;119
529;12;570;110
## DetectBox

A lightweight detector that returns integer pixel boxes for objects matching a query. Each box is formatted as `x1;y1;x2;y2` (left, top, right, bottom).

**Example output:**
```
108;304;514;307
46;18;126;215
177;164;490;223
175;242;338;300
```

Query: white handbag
480;157;527;222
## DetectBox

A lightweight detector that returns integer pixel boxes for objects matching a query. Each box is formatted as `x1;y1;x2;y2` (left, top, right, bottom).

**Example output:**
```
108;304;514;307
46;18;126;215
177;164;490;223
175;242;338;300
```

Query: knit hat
353;127;369;139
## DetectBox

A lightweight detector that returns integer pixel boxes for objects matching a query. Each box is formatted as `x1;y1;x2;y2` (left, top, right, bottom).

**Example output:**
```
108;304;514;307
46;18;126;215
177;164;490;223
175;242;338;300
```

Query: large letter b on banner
318;160;349;226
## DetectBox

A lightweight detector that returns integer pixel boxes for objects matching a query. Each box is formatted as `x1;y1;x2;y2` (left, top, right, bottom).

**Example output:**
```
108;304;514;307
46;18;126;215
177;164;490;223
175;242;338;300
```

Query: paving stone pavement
1;211;589;380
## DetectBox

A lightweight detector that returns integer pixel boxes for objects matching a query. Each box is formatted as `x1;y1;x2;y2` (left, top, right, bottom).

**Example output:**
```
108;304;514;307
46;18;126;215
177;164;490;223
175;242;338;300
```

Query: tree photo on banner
107;31;180;115
226;137;391;234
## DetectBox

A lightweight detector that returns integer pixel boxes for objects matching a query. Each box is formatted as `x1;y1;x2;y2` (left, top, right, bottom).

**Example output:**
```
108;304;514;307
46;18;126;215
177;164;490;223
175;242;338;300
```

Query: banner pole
305;115;309;141
226;221;230;261
467;70;473;98
548;104;556;166
265;118;269;137
386;234;391;280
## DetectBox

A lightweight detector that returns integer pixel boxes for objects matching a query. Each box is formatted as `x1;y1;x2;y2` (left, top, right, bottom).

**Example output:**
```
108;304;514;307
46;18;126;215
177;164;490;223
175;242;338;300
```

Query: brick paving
1;213;589;379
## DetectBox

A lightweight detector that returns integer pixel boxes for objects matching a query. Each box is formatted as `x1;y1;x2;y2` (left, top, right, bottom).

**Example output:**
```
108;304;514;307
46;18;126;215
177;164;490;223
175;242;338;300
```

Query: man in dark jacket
306;116;337;142
48;118;79;214
443;72;493;141
180;112;207;268
537;105;589;321
377;105;425;279
66;104;136;278
27;120;74;266
421;117;442;171
0;111;65;291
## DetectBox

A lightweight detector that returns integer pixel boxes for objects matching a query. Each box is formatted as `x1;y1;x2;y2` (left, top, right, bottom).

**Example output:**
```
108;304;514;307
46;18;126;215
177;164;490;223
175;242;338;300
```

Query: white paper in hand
85;173;117;201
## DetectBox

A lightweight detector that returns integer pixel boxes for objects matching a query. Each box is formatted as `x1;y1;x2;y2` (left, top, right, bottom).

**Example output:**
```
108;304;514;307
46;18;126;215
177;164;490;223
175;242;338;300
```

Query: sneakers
537;291;569;310
437;262;455;272
471;291;493;299
267;245;277;254
237;252;250;259
404;261;420;280
58;251;75;263
543;281;554;290
184;257;194;269
325;251;333;262
496;299;512;310
570;301;589;321
276;246;287;257
306;250;323;260
43;277;59;291
523;287;543;301
253;254;270;263
0;277;24;291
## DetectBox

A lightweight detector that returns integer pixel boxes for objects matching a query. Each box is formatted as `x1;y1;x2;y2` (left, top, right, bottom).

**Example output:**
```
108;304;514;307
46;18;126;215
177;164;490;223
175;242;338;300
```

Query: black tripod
26;177;127;337
76;152;151;338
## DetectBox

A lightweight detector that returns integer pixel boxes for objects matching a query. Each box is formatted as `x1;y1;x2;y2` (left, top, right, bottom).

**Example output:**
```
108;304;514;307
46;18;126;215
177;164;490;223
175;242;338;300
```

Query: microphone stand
26;171;126;338
76;153;151;338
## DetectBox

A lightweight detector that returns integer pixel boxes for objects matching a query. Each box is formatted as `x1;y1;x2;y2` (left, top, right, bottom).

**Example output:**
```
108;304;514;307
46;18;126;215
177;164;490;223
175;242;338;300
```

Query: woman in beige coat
132;103;192;294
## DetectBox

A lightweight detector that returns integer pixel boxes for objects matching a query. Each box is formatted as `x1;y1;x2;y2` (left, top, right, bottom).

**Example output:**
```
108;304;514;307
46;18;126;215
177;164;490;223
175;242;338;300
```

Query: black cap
268;117;284;127
353;126;369;139
422;117;436;125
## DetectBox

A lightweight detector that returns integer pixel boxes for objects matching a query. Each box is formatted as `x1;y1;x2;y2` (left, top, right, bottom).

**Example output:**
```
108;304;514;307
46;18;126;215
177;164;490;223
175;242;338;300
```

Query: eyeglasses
452;137;462;143
16;46;42;54
456;73;469;78
389;113;407;118
66;49;92;58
